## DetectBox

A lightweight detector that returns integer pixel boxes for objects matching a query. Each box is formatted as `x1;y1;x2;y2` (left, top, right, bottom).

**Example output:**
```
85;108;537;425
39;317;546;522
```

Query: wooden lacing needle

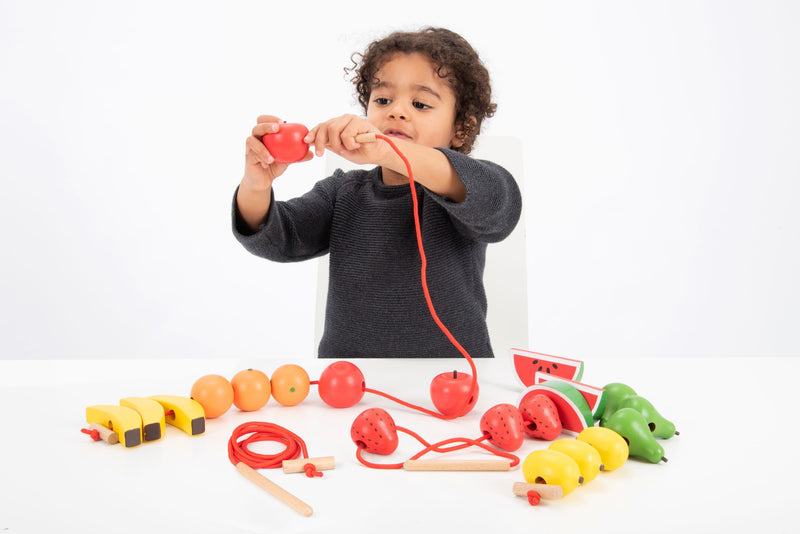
282;456;336;474
403;459;511;471
81;423;119;445
235;462;313;517
353;132;377;143
512;482;563;500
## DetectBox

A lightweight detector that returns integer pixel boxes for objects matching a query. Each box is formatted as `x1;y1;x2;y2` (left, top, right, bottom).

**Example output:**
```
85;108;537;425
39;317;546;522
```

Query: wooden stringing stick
235;462;313;517
282;456;335;474
403;459;511;471
512;482;563;500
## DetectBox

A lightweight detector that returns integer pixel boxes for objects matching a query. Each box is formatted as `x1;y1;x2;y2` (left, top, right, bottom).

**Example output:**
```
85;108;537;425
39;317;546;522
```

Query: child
233;27;522;359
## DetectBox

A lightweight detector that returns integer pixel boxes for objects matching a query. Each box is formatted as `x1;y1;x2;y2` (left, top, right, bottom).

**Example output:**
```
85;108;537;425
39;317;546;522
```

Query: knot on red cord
81;428;100;441
303;463;323;478
527;490;541;506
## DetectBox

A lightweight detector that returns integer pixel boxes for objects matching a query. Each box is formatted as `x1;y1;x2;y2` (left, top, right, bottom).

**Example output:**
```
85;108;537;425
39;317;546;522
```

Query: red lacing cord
227;421;322;478
354;424;520;470
355;134;479;421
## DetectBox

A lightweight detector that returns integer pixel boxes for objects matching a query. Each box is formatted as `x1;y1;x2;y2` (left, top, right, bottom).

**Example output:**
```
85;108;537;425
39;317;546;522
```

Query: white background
1;0;798;360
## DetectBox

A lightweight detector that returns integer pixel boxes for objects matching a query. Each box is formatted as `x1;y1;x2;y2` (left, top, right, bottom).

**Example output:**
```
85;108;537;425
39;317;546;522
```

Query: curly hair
346;27;496;155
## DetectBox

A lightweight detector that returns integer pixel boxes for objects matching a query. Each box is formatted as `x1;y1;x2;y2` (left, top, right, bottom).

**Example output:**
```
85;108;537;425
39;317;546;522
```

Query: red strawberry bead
479;403;525;452
350;408;399;455
519;393;562;441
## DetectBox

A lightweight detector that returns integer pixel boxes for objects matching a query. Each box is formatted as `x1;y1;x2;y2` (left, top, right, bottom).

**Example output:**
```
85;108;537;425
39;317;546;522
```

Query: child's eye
374;97;391;105
413;101;431;110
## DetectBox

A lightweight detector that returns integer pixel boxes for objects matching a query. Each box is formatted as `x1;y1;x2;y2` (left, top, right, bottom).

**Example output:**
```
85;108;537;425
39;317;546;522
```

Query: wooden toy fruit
190;374;234;419
518;384;589;435
149;395;205;436
518;393;562;440
231;369;271;412
430;370;478;416
603;408;667;463
548;439;604;483
535;378;593;428
535;373;606;422
120;396;165;441
617;395;677;438
350;408;399;455
479;404;525;452
522;449;583;496
261;123;310;163
599;382;637;426
511;348;584;387
576;426;628;471
318;361;365;408
85;404;143;447
270;364;310;406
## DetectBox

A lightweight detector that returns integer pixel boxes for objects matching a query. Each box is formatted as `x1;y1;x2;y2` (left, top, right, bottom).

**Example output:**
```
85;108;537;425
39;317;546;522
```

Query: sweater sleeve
231;174;338;262
427;147;523;243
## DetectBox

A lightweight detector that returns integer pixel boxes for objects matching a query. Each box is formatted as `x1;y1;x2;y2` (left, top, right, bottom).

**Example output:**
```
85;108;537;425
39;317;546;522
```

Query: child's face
366;52;461;150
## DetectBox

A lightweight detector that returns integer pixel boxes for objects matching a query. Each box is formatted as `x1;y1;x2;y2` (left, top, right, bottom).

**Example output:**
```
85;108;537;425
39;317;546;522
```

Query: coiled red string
354;424;520;470
228;421;322;477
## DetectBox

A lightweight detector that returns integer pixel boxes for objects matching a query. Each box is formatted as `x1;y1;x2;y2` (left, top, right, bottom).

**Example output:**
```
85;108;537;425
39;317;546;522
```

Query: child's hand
243;115;312;191
306;114;386;165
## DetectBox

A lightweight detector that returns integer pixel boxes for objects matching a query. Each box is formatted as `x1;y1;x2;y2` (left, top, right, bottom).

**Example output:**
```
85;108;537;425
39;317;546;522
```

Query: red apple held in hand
430;370;479;416
261;123;310;163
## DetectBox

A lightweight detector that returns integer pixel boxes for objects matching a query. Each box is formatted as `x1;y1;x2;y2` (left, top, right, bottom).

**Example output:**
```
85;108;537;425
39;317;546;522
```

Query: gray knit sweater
232;148;522;358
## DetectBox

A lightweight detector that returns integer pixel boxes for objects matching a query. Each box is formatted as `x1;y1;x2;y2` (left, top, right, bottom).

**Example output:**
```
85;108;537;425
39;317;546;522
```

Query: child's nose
387;101;409;120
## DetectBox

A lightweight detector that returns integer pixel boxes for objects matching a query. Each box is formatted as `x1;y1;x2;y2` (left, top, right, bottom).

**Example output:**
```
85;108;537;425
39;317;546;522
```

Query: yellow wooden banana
120;397;165;442
85;405;142;447
149;395;205;436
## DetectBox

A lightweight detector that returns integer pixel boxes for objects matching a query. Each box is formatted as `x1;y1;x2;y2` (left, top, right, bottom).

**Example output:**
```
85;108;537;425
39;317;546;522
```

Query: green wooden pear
603;408;667;463
618;395;678;439
599;382;637;426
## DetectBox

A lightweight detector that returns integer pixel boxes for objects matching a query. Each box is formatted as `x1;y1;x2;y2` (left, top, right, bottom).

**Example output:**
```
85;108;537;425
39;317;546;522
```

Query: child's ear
451;116;477;148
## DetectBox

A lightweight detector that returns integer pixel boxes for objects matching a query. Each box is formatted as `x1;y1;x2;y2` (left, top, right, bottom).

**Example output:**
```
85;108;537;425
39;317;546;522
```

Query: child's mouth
384;129;411;140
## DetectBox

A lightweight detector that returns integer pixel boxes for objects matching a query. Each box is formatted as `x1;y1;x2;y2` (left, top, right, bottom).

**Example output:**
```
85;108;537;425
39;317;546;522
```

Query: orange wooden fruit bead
270;364;310;406
231;368;271;411
190;374;234;419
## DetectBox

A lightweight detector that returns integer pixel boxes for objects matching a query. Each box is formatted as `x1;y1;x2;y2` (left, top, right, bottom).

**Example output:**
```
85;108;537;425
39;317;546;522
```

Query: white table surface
1;355;796;533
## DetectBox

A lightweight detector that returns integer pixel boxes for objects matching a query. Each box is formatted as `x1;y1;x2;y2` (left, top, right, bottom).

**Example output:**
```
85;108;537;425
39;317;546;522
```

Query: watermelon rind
518;384;589;436
534;372;607;421
534;380;593;428
510;348;585;388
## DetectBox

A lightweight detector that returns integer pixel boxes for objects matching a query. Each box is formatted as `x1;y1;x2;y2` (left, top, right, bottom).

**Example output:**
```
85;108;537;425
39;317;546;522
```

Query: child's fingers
256;114;282;124
246;135;274;166
323;116;353;153
340;119;370;151
307;125;328;157
252;121;280;138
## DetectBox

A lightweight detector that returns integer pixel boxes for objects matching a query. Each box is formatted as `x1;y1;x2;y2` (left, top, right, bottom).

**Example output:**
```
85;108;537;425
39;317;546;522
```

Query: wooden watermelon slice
511;348;584;388
534;372;607;421
517;384;589;436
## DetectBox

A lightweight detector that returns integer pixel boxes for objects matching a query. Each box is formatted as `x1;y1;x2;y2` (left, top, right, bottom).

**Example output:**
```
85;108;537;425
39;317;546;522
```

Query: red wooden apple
430;370;479;416
261;123;310;163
